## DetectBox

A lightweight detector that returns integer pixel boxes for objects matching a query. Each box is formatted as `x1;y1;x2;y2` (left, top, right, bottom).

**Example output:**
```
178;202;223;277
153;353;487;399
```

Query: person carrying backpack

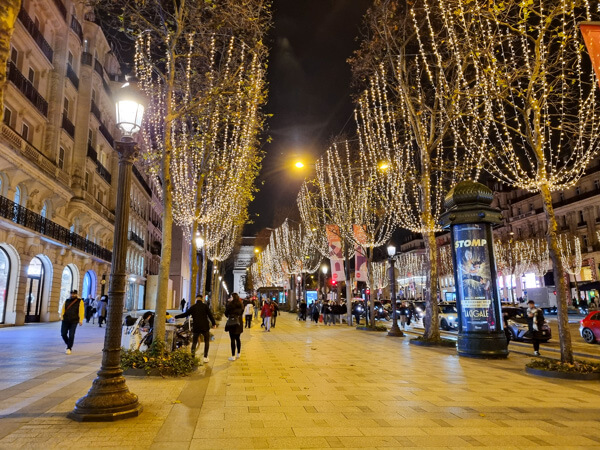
60;290;84;354
526;300;545;356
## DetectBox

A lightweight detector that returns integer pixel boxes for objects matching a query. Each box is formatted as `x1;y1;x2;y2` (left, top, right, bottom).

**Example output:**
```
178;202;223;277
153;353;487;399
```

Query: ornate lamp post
387;244;403;337
69;80;146;421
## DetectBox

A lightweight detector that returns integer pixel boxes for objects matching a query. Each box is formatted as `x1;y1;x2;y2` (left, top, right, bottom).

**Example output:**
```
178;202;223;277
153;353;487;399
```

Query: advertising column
440;180;508;358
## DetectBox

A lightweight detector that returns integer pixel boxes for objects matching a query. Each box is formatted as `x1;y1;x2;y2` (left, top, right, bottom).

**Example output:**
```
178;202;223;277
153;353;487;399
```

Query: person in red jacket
261;298;273;331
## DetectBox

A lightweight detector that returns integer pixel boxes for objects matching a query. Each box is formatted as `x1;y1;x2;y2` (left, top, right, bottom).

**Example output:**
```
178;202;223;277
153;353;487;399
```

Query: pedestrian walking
97;295;108;327
180;298;187;311
299;300;307;321
175;295;216;362
244;301;253;328
526;300;545;356
225;293;244;360
327;301;335;325
399;301;409;330
271;300;279;328
261;298;273;331
60;290;84;354
84;295;93;323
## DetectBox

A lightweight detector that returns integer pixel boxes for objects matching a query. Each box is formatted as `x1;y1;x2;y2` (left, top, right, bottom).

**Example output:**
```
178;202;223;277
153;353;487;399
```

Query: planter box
123;365;199;377
525;366;600;380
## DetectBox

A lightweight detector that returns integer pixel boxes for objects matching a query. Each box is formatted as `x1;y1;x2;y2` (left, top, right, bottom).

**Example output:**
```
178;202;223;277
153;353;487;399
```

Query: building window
596;180;600;191
58;147;65;169
27;68;35;85
97;190;103;205
21;123;30;141
91;89;96;103
579;210;585;224
84;172;89;191
67;51;73;66
3;107;12;127
529;203;534;212
559;192;565;202
63;98;70;118
517;207;521;216
583;235;589;248
40;202;47;218
0;247;11;324
10;47;17;64
14;186;21;206
88;129;93;146
576;186;581;195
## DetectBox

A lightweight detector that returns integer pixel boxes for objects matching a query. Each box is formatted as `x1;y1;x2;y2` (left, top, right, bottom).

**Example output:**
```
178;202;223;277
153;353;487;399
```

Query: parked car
438;303;459;331
579;311;600;343
502;307;551;342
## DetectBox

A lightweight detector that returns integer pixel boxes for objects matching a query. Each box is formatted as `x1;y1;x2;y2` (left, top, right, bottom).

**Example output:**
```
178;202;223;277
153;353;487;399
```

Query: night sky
244;0;373;235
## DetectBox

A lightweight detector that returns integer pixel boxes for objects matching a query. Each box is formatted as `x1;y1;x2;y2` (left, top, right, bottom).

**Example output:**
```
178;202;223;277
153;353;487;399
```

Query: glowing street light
294;161;305;169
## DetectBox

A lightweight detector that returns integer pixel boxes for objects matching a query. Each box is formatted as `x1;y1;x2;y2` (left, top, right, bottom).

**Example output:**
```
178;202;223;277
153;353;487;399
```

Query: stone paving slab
1;314;600;448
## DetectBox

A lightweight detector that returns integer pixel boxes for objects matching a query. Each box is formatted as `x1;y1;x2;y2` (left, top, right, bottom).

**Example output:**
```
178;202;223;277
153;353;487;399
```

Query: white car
439;303;459;331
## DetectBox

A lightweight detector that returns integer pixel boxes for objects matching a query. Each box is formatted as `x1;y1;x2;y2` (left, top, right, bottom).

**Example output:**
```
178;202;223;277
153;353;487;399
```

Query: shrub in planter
410;336;456;347
526;359;600;374
121;340;198;376
356;324;388;332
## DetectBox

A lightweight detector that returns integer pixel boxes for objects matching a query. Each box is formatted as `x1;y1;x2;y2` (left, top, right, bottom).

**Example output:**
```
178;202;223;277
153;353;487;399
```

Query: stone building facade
0;0;162;325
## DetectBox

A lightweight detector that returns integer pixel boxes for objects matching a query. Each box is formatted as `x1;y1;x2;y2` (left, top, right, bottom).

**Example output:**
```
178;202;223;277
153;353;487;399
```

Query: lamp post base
68;368;142;422
387;327;404;337
457;333;508;359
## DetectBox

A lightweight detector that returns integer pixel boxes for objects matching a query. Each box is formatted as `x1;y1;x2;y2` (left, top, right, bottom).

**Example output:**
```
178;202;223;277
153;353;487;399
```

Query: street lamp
69;79;146;421
387;244;403;337
321;265;328;300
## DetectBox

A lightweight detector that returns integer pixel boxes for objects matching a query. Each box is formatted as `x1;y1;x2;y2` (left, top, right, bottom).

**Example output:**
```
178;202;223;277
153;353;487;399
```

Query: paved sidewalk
1;314;600;448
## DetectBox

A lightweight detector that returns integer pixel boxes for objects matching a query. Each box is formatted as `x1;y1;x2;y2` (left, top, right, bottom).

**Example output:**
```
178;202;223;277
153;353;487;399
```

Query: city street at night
1;315;600;449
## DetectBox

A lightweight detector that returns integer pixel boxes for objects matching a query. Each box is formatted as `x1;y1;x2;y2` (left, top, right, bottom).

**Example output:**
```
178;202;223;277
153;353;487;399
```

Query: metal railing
18;8;53;63
94;58;104;78
6;62;48;117
87;144;97;162
61;115;75;138
96;161;111;184
0;195;112;261
51;0;67;20
132;165;152;196
128;231;144;247
98;122;114;147
90;100;101;121
66;64;79;89
70;15;83;41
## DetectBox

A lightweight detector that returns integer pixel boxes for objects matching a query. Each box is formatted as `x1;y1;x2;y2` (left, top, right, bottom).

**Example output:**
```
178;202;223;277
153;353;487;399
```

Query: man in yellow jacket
60;289;85;354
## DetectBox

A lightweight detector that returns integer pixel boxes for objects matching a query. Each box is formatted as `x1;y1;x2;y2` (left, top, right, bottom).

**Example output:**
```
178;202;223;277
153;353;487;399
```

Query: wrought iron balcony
61;115;75;138
66;64;79;89
81;52;92;66
70;15;83;41
6;62;48;117
96;160;111;184
94;58;104;78
0;195;111;261
51;0;67;20
98;122;114;147
90;100;101;121
132;165;152;196
18;8;53;63
128;231;145;248
87;144;97;162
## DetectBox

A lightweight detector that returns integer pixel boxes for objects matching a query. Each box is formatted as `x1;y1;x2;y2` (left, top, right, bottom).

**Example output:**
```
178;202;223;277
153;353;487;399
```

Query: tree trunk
289;275;296;311
367;247;376;327
199;250;208;299
573;276;581;307
540;183;574;364
345;251;353;326
0;0;20;124
190;222;199;300
211;261;220;313
423;230;440;340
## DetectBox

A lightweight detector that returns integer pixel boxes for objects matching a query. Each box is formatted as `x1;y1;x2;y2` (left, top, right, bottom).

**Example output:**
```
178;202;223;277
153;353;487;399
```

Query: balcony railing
81;52;92;66
129;231;144;248
132;165;152;196
0;195;111;261
61;115;75;138
87;144;97;162
98;122;114;147
94;58;104;78
18;8;53;63
51;0;67;20
90;100;101;121
96;160;111;184
6;62;48;117
70;15;83;41
66;64;79;89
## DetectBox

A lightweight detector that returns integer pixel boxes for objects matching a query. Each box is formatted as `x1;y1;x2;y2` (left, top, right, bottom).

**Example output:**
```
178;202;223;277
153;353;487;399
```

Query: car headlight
448;316;455;321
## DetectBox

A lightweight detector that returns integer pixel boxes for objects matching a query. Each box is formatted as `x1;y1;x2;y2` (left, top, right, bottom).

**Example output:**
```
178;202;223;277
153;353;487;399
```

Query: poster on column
452;223;497;332
325;224;345;283
353;225;368;282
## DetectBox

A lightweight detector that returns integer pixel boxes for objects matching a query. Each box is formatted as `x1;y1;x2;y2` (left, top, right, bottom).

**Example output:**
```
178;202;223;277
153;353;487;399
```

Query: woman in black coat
225;293;244;361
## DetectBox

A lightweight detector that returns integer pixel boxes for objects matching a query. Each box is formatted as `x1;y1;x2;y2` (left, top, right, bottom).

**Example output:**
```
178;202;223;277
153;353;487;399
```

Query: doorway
25;257;44;323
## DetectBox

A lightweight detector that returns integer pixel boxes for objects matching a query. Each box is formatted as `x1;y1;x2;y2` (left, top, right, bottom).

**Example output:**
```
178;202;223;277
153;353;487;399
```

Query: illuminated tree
370;261;389;298
396;253;426;301
559;234;583;305
452;0;600;363
522;237;551;282
494;237;529;303
353;0;486;339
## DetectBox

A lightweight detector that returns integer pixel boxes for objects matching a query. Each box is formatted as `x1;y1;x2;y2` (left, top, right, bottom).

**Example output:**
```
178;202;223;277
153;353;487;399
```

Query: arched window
0;248;11;324
58;266;73;313
14;186;20;206
40;202;47;218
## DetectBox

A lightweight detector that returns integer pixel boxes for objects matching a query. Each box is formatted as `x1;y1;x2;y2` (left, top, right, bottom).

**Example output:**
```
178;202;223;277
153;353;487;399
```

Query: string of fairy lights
135;31;266;266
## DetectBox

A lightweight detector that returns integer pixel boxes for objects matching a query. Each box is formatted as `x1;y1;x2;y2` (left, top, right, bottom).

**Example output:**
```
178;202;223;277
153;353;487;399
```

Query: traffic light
366;289;370;295
331;279;337;286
